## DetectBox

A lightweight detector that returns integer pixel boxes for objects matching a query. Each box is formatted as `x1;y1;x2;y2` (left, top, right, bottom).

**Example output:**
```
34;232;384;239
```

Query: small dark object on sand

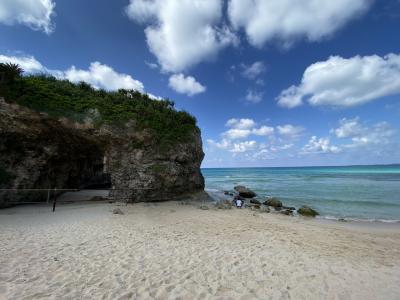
113;208;124;215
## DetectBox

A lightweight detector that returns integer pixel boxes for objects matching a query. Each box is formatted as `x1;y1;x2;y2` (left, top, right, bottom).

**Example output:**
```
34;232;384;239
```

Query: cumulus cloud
0;54;44;73
0;0;55;34
226;118;256;130
230;141;257;153
64;62;145;92
228;0;371;48
0;54;164;96
126;0;237;72
332;117;397;148
241;61;266;79
277;124;305;138
301;136;341;154
245;90;263;103
277;53;400;108
168;74;206;96
332;117;365;138
223;118;274;139
252;126;275;136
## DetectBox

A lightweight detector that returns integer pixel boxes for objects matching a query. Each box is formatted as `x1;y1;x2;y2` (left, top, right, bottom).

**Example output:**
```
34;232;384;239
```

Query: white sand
1;200;400;300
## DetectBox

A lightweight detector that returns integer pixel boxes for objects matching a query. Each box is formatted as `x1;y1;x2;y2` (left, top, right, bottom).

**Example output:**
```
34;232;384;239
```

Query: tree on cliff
0;63;24;84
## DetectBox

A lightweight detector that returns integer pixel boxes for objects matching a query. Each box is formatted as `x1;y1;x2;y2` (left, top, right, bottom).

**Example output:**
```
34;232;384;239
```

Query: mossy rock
263;197;282;208
297;205;319;217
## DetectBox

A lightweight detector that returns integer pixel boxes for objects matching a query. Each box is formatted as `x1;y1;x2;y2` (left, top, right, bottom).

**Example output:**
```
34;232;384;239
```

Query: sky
1;0;400;168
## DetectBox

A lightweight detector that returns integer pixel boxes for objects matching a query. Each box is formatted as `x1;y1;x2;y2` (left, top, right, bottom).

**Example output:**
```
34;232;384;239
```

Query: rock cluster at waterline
218;185;319;217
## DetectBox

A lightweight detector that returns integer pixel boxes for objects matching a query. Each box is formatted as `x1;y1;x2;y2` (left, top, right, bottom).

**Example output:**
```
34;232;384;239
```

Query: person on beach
235;198;243;208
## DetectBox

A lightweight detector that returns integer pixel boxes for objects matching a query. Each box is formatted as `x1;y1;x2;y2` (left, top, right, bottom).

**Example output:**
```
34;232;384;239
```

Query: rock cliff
0;99;204;207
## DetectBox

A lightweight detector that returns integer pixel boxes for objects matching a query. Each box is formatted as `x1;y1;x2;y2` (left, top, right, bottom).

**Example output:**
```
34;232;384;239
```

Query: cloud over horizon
278;53;400;108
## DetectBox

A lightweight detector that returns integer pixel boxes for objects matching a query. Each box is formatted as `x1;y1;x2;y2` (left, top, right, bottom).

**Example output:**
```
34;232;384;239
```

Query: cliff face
0;100;205;207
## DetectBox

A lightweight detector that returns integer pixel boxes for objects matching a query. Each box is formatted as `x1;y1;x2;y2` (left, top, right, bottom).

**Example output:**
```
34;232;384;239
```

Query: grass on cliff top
2;75;198;148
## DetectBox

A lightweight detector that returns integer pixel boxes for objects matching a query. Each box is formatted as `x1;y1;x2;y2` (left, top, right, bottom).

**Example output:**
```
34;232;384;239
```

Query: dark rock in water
215;200;232;210
297;206;319;217
224;191;234;196
112;208;124;215
338;218;347;222
282;206;296;211
274;206;282;211
234;195;245;200
234;185;256;198
251;204;261;210
250;199;261;205
264;197;282;208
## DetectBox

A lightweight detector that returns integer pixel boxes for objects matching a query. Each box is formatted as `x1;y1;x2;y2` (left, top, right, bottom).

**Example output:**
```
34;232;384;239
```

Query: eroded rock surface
0;100;205;207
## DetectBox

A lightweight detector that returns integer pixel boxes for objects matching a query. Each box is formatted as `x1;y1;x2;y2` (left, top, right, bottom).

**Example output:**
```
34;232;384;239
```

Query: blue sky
1;0;400;167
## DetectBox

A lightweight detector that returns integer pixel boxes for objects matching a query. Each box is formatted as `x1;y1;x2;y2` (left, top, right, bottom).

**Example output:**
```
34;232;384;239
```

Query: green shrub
2;75;198;148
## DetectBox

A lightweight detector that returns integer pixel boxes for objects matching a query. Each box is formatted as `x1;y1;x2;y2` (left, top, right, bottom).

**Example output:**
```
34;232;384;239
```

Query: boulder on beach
250;199;261;205
234;185;256;198
263;197;282;208
297;206;319;217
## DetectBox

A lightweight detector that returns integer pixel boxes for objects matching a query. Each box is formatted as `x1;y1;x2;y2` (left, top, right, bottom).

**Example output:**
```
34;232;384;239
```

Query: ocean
202;165;400;223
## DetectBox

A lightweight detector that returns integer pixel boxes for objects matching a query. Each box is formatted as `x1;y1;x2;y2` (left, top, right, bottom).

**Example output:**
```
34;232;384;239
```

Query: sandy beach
1;199;400;300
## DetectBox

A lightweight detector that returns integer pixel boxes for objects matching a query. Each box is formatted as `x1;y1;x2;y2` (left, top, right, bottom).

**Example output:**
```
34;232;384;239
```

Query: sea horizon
202;163;400;170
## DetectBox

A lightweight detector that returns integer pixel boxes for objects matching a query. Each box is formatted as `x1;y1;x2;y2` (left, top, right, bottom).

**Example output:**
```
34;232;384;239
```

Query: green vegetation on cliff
1;72;198;147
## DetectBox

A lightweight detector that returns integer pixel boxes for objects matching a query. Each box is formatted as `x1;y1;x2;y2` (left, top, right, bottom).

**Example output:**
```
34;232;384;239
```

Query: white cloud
245;90;263;103
0;54;44;73
277;124;305;138
226;118;256;130
224;128;252;140
168;73;206;96
252;126;274;136
145;61;158;70
230;141;257;153
242;61;266;79
126;0;237;73
332;118;396;148
301;136;341;154
228;0;370;48
332;117;365;138
64;62;145;92
277;53;400;108
0;0;55;34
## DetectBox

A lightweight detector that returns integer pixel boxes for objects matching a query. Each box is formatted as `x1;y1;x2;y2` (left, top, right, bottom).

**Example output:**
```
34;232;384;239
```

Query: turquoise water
202;165;400;222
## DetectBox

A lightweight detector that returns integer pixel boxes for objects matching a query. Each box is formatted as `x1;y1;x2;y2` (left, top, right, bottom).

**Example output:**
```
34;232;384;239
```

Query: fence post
52;187;57;212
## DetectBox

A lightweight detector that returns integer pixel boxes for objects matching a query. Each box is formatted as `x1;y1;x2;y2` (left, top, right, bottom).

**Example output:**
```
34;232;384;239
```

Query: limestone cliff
0;99;204;207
